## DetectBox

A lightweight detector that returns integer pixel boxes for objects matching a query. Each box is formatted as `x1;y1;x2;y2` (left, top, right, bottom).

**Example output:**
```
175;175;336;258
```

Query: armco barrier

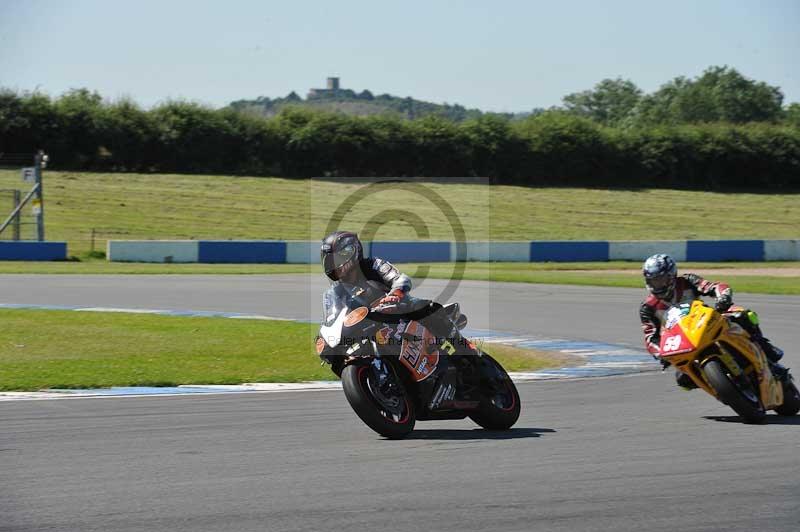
0;241;67;261
107;239;800;263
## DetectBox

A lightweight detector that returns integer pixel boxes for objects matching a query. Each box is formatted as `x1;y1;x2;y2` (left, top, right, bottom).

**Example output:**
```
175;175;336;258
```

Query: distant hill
228;79;496;121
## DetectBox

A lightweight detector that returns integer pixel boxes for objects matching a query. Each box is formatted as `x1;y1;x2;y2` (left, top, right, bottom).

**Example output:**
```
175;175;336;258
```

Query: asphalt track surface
2;274;799;532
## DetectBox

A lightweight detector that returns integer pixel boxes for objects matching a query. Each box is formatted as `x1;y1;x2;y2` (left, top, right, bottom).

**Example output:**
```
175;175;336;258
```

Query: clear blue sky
1;0;798;112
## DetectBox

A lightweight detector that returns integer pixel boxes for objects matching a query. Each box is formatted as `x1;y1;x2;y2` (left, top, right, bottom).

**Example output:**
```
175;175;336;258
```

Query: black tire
468;354;521;430
703;359;766;424
341;364;415;439
774;378;800;416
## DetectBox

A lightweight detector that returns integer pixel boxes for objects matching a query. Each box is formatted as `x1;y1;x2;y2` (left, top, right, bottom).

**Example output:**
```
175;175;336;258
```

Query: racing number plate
399;321;440;382
659;325;695;356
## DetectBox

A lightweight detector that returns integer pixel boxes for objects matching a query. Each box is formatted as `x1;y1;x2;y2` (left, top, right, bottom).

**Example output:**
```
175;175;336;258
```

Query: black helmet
320;231;363;281
643;254;677;298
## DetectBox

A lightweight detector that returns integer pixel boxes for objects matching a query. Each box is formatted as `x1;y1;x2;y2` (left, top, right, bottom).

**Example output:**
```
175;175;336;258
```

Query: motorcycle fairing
399;321;440;382
659;324;696;356
659;301;783;408
319;307;347;348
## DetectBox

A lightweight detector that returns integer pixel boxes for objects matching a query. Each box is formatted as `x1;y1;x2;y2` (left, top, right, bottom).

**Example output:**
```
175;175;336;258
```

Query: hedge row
1;90;798;189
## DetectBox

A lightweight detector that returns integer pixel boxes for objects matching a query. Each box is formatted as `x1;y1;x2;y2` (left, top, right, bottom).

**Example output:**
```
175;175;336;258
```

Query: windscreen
321;281;386;326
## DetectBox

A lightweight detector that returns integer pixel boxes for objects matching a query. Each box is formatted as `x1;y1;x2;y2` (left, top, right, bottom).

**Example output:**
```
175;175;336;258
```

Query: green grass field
1;170;798;256
0;309;572;391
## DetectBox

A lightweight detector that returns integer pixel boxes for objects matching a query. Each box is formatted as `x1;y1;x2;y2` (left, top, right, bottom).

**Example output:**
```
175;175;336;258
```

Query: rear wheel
703;358;765;424
341;363;415;439
468;354;521;430
774;378;800;416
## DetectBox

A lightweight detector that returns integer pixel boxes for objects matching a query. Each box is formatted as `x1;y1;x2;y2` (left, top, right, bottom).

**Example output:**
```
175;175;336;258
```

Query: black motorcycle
316;281;521;439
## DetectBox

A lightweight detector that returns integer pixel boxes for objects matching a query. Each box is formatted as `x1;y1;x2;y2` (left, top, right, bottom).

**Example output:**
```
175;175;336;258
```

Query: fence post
12;190;20;241
34;150;46;241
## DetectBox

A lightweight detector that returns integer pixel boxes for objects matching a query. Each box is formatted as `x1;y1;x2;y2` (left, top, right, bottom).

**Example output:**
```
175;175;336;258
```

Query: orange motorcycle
658;300;800;423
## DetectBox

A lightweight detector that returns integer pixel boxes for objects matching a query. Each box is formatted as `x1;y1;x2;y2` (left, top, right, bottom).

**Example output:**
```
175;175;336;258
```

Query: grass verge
0;309;571;392
1;170;798;255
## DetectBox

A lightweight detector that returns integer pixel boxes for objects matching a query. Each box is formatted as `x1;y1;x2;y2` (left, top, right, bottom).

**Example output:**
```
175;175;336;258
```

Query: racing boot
750;335;789;381
756;337;784;363
675;370;697;391
770;363;790;382
751;336;789;382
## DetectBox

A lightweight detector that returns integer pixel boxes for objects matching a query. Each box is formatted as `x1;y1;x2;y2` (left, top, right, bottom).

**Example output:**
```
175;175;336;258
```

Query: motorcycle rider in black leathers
320;231;458;338
639;254;787;390
321;230;412;307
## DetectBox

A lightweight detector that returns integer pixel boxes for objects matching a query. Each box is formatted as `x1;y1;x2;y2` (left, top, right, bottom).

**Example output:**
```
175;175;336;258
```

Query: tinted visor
646;274;673;294
321;243;357;274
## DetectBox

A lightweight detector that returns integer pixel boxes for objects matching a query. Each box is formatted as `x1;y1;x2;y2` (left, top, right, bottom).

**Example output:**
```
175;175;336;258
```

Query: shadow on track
703;415;800;425
405;427;555;440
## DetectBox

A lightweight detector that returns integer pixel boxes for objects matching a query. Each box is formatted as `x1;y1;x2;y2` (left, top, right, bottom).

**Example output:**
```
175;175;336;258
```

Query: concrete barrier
764;240;800;261
0;241;67;261
609;241;688;262
106;239;800;263
452;241;531;262
107;241;198;263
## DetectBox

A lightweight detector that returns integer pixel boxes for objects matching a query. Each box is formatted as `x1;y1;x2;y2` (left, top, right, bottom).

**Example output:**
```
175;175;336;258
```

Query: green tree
53;88;105;166
563;78;642;126
633;66;784;125
784;103;800;127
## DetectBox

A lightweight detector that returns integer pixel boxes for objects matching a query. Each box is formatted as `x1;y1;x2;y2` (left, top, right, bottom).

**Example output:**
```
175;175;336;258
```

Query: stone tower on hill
308;77;341;98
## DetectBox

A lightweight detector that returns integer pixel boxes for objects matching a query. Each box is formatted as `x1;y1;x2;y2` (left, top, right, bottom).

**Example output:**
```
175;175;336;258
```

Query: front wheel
468;354;521;430
774;378;800;416
341;363;415;439
703;359;765;424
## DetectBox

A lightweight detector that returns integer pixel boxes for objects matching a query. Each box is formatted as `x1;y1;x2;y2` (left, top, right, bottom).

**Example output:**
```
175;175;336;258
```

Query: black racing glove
715;294;733;312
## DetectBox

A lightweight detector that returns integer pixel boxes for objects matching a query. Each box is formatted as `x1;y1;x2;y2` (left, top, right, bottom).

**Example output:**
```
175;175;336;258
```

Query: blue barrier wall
0;242;67;261
530;241;609;262
197;241;287;263
107;239;800;263
370;241;451;262
686;240;764;262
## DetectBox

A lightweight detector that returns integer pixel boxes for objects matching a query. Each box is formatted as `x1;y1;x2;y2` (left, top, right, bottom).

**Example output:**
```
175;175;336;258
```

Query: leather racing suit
322;257;412;311
323;256;458;340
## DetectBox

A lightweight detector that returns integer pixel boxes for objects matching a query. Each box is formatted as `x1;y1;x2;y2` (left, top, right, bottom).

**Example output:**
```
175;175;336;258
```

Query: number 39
663;335;681;352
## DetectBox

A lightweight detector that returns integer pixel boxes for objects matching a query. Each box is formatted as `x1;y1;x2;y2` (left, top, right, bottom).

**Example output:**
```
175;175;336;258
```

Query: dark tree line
1;82;798;190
